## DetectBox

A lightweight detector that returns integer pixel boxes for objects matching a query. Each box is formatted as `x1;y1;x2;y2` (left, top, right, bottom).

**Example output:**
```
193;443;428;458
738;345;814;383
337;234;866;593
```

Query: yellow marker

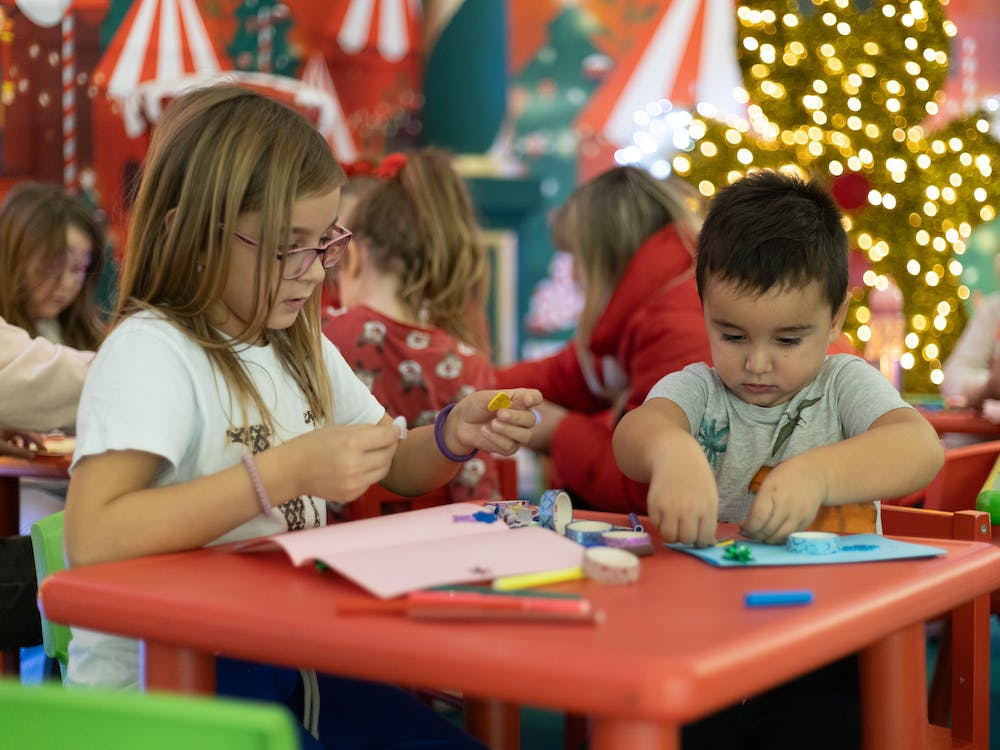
487;392;512;411
714;537;735;548
491;566;585;592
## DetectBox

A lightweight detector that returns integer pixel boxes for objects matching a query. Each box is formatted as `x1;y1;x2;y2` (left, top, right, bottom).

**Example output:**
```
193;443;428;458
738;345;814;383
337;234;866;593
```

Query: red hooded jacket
495;225;712;513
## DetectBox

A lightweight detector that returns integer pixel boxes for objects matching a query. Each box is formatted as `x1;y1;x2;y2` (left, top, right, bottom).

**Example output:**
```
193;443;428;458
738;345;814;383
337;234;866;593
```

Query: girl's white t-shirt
66;310;384;688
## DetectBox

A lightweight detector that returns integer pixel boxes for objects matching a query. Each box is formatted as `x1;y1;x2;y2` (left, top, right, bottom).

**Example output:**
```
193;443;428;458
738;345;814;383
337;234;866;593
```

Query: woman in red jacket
496;167;712;513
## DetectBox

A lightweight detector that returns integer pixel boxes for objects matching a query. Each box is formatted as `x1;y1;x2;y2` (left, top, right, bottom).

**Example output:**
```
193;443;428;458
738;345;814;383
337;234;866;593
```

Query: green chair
0;678;299;749
29;511;70;680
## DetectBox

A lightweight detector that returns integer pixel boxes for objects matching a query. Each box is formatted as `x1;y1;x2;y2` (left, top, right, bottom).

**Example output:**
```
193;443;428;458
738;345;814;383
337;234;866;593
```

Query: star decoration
672;0;1000;391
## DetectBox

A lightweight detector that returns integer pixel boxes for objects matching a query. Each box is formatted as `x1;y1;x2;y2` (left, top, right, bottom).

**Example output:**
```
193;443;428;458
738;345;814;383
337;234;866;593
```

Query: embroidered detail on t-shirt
697;417;729;469
227;424;272;455
771;396;822;457
304;410;316;425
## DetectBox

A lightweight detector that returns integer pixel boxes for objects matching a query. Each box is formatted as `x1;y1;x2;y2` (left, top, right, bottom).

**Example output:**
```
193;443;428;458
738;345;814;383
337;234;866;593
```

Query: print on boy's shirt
697;417;729;469
771;396;821;457
226;422;320;530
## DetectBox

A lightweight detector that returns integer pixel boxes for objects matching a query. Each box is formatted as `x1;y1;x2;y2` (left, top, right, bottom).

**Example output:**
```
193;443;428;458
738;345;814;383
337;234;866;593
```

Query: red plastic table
0;454;69;536
40;514;1000;750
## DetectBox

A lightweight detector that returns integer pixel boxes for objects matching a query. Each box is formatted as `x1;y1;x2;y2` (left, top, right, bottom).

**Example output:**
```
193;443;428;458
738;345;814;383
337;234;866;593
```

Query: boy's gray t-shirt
644;354;912;523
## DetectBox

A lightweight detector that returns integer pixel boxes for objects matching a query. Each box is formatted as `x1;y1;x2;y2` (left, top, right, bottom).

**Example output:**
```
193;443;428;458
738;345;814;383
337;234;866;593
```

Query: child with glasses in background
0;182;105;531
614;169;943;749
63;84;540;750
0;181;105;350
323;149;501;506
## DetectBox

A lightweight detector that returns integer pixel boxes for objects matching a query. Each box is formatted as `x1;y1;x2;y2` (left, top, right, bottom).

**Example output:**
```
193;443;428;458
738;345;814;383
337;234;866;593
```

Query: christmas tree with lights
671;0;1000;392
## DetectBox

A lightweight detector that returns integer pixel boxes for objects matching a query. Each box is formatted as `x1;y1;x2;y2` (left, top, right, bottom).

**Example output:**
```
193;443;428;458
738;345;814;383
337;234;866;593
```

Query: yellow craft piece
488;392;512;412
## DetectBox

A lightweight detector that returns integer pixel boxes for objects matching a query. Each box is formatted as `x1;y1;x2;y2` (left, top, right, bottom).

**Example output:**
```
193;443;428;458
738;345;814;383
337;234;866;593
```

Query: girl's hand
0;429;44;459
443;389;543;457
525;400;568;453
291;420;401;502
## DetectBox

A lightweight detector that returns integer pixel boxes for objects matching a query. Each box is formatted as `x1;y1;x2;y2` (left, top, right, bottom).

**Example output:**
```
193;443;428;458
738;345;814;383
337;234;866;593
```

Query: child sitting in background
323;149;500;503
941;253;1000;409
0;182;105;350
0;183;104;532
64;84;539;749
495;166;712;512
614;169;944;749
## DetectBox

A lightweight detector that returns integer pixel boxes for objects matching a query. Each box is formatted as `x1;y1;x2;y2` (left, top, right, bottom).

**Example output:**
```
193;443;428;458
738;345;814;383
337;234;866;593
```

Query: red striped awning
576;0;744;147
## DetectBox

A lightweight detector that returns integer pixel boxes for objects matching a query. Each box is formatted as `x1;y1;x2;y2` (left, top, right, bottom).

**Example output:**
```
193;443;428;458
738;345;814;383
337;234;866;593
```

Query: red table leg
142;640;215;694
859;621;927;750
1;476;19;536
590;717;679;750
462;697;520;750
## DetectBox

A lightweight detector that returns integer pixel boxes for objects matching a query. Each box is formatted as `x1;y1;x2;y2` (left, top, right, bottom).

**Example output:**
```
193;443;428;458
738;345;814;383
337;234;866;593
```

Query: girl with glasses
0;181;105;351
323;148;501;509
63;84;539;750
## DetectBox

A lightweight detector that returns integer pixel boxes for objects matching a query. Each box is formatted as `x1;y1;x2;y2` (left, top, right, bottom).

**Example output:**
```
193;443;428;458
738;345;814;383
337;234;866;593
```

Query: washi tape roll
565;520;614;547
787;531;840;555
583;547;640;585
536;489;573;534
600;529;654;557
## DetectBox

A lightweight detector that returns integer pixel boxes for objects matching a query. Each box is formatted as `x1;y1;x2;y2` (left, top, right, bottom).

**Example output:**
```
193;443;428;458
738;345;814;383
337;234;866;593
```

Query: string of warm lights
623;0;1000;392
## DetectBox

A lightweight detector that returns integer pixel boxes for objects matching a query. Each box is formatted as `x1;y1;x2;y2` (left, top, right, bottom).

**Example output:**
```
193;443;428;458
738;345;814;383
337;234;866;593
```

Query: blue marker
627;511;643;532
744;589;814;608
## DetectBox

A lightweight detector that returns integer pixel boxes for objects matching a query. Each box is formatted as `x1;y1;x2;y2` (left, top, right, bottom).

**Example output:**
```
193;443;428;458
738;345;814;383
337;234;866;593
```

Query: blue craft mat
667;534;946;567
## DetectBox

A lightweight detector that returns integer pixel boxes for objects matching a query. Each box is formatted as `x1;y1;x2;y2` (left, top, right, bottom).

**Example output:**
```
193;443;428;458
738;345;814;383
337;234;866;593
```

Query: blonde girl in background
323;148;500;505
0;182;105;349
64;84;538;749
495;166;712;513
0;183;104;531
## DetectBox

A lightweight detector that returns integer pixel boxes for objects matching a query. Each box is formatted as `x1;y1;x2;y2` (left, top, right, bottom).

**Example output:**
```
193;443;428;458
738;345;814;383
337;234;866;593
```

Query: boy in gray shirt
613;170;944;749
614;169;942;547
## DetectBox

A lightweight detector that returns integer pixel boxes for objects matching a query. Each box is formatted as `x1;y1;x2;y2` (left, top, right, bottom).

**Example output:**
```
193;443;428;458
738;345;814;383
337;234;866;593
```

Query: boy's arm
744;407;944;542
614;398;719;546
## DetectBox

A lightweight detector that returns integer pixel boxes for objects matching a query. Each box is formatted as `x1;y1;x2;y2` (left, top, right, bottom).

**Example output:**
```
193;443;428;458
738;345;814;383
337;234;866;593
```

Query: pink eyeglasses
230;224;352;280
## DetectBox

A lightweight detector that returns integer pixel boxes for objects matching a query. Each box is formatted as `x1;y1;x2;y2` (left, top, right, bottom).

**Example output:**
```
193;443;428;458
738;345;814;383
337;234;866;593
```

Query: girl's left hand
0;429;45;459
444;389;543;457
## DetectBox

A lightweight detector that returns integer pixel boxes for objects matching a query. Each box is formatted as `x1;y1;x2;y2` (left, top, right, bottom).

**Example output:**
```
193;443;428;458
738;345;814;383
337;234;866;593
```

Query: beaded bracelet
241;453;272;516
434;403;478;463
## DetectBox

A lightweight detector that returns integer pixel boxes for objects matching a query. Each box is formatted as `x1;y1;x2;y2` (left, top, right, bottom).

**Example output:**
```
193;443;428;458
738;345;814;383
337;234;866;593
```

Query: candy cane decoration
61;7;76;190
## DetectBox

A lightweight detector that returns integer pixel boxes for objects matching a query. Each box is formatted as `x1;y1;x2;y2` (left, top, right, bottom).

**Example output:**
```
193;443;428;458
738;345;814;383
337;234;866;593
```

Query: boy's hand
741;457;825;543
647;463;719;547
444;389;543;457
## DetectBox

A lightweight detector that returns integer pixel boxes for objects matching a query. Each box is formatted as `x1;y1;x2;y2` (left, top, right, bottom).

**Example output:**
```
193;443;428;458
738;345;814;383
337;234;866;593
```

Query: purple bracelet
434;403;478;462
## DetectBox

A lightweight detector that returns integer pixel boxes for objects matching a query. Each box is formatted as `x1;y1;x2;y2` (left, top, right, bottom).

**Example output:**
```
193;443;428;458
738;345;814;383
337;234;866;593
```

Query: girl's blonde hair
0;181;106;349
116;84;346;428
349;148;489;350
552;166;704;344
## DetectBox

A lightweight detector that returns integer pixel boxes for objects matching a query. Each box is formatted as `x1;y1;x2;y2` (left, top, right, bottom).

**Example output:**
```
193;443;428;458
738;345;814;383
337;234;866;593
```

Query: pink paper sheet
237;502;585;598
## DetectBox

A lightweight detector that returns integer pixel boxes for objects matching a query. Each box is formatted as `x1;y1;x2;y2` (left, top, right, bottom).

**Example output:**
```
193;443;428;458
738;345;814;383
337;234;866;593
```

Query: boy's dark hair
695;170;848;312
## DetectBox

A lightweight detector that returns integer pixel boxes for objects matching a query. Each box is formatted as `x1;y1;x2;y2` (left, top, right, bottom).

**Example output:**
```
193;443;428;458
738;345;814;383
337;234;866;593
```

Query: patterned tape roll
536;489;573;534
600;530;654;557
565;520;614;547
787;531;840;555
583;547;640;585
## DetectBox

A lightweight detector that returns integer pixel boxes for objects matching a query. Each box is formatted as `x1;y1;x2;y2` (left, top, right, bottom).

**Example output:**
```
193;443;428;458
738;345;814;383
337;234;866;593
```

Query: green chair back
0;678;298;749
29;511;70;672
